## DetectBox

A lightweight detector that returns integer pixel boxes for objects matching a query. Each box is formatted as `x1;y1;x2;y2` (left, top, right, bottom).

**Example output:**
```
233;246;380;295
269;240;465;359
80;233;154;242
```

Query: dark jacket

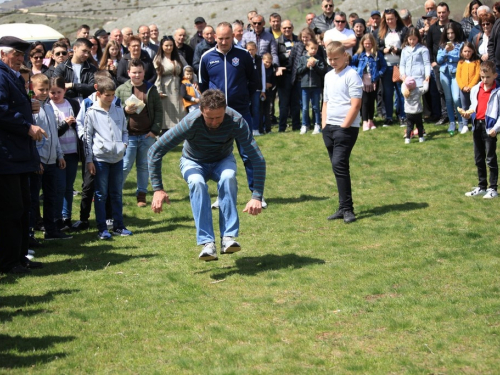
277;33;299;68
189;32;204;50
116;50;156;85
54;59;97;99
461;16;475;40
289;42;325;84
426;20;463;63
115;80;164;136
0;61;40;174
373;26;408;56
178;43;194;66
488;18;500;65
296;54;327;88
192;39;217;73
310;13;335;34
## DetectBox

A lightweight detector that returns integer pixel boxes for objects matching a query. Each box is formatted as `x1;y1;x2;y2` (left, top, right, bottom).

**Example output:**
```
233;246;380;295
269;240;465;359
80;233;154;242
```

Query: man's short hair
31;73;49;86
349;12;359;18
96;77;116;93
480;60;496;73
200;89;226;111
399;9;411;19
52;41;68;51
94;70;113;85
217;22;232;30
77;24;90;33
246;41;257;48
73;38;92;49
128;58;144;70
128;35;141;45
269;13;281;20
336;11;347;19
477;5;491;13
437;2;450;12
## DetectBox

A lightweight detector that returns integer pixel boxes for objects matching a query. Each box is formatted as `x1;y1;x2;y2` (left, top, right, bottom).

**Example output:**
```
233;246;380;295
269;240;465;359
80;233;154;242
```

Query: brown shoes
137;192;147;207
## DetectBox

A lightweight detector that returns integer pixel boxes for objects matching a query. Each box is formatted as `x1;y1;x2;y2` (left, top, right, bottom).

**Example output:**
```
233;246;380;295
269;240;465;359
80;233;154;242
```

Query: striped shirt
148;107;266;200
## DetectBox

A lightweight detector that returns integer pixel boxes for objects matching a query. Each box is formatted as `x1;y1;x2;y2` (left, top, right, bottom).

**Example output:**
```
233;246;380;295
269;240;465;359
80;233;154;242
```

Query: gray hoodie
34;101;63;165
84;101;128;164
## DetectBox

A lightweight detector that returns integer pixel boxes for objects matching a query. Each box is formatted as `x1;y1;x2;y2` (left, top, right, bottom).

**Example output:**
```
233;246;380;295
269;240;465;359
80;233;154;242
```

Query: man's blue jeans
301;87;321;127
123;134;156;194
94;159;124;232
55;153;79;220
180;154;239;245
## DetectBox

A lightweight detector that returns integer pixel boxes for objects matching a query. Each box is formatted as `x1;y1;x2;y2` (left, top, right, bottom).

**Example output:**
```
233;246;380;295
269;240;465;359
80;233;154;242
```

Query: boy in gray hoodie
32;74;73;240
84;78;131;239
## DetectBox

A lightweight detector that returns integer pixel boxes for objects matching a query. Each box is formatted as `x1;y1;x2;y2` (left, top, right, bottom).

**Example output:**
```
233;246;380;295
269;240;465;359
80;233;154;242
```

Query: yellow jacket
456;60;481;90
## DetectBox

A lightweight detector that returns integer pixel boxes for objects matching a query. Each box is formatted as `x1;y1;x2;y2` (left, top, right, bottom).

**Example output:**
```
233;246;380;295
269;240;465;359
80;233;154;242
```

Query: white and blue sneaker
199;242;218;261
221;236;241;254
98;230;112;240
112;228;133;236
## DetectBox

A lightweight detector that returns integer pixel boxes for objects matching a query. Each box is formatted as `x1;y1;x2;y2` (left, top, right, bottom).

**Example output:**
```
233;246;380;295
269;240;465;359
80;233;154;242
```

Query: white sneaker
312;124;321;134
261;197;267;209
211;198;219;209
252;130;262;136
465;187;486;197
221;236;241;254
26;254;35;261
300;125;307;134
199;242;218;261
405;138;411;144
28;249;35;255
419;137;425;143
461;126;469;134
483;188;498;199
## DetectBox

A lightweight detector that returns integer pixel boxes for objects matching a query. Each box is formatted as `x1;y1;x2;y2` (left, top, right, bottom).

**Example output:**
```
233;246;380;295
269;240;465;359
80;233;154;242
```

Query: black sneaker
44;231;73;240
71;220;89;231
343;210;357;223
383;118;393;127
29;235;44;248
327;209;344;220
2;265;31;274
60;218;72;231
22;258;43;269
435;116;449;125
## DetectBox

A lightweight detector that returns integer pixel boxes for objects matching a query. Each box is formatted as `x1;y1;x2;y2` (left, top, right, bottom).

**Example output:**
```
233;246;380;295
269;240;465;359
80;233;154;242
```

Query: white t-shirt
323;65;362;127
324;28;356;55
50;100;78;154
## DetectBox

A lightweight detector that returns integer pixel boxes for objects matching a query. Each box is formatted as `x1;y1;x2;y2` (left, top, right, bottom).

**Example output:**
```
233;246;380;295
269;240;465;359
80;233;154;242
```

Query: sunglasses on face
54;51;68;56
384;8;396;13
335;20;346;23
482;22;491;26
32;56;43;60
282;27;292;30
253;22;262;25
324;4;333;8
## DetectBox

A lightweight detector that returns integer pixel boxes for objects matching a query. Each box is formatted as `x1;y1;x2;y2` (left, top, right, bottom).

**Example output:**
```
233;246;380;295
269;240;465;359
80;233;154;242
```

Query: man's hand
31;100;40;114
36;163;44;175
275;67;286;76
87;162;96;175
125;104;137;114
65;82;73;89
151;190;171;213
28;125;47;142
243;198;262;215
145;131;156;138
58;158;66;169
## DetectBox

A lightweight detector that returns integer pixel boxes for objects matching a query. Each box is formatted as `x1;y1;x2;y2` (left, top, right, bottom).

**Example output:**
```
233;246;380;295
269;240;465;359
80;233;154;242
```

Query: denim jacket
437;42;463;74
350;51;387;82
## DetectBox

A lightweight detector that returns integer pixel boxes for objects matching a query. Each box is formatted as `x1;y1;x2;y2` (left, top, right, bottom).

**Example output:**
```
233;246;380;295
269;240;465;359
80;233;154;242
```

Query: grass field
1;121;500;374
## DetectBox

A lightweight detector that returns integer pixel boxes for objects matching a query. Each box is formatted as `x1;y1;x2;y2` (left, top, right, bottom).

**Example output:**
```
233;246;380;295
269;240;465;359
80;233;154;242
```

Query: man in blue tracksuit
199;21;268;207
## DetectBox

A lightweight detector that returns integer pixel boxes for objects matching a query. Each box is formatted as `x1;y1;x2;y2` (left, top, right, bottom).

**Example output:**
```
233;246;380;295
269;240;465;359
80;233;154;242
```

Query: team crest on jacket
232;57;240;66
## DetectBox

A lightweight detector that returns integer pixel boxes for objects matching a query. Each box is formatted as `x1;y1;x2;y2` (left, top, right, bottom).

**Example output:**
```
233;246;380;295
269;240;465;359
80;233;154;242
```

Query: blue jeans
382;66;405;120
180;154;239;245
440;70;463;124
94;159;124;232
123;134;156;194
55;153;79;220
301;87;321;127
250;91;261;131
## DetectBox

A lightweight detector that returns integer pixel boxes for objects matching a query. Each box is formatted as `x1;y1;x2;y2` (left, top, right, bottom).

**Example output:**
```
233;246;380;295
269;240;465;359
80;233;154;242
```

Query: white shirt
324;28;356;55
323;65;362;127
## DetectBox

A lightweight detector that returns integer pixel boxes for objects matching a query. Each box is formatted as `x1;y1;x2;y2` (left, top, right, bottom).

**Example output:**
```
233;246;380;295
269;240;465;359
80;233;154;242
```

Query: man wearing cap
95;29;109;50
368;11;381;33
310;0;335;34
138;25;159;60
190;17;207;50
0;36;46;274
416;0;437;31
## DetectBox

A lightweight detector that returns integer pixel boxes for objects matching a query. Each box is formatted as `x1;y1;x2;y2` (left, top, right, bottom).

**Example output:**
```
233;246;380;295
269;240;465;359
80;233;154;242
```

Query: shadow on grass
268;194;330;205
357;201;429;220
0;334;74;369
207;253;326;279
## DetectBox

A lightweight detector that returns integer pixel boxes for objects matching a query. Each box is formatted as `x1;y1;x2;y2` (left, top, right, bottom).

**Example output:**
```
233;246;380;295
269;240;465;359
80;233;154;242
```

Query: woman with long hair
153;36;186;130
99;40;122;78
373;8;408;126
461;0;482;39
88;36;101;67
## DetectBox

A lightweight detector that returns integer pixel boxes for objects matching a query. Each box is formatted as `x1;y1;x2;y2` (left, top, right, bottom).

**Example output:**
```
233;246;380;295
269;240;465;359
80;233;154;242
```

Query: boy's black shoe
343;211;357;223
59;218;72;231
44;231;73;240
22;259;43;269
327;209;344;220
29;235;44;248
71;220;89;231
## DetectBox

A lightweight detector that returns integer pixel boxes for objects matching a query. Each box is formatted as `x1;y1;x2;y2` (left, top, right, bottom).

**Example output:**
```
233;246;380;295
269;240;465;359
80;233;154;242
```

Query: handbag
392;65;402;83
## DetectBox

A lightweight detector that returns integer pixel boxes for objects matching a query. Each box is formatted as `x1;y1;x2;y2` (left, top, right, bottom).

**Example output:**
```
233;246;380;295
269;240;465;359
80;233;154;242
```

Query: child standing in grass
402;76;428;144
462;61;500;199
456;42;480;134
84;78;131;239
322;42;362;223
262;53;276;134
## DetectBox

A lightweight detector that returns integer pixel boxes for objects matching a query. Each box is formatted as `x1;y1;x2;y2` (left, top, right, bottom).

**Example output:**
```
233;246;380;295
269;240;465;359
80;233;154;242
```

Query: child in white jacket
84;78;131;239
402;76;429;144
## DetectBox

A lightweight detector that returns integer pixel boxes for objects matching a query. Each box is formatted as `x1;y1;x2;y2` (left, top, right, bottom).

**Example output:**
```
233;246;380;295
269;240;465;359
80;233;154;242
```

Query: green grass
2;121;500;374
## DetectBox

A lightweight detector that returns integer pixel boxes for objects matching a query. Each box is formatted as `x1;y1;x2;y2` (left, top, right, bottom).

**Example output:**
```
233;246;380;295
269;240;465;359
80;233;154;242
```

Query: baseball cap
422;10;437;18
94;29;110;38
371;10;381;17
194;17;206;24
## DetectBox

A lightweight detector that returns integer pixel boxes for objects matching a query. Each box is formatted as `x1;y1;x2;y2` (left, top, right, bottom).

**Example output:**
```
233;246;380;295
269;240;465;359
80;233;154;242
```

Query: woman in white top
373;9;408;126
472;13;495;62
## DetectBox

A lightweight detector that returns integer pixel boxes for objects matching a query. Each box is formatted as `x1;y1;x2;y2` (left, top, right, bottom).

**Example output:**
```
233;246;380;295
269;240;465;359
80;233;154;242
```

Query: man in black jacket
426;2;463;124
310;0;335;34
54;38;97;103
192;26;216;73
0;36;46;274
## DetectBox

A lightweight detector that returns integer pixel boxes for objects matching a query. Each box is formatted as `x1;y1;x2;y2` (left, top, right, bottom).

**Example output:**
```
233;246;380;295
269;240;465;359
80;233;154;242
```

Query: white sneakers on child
300;126;307;134
460;126;469;134
465;187;486;197
312;124;321;134
483;188;498;199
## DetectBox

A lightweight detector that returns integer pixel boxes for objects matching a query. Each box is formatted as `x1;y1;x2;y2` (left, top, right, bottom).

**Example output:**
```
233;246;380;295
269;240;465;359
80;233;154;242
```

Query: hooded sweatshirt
34;100;63;165
84;101;128;164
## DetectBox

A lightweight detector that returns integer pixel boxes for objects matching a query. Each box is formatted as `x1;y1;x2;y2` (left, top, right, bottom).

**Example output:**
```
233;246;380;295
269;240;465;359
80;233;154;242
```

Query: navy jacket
192;39;217;73
199;45;257;114
0;61;40;174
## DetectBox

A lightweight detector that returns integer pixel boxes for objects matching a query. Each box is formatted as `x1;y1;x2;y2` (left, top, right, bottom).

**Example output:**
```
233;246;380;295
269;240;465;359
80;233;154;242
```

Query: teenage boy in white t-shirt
322;41;362;223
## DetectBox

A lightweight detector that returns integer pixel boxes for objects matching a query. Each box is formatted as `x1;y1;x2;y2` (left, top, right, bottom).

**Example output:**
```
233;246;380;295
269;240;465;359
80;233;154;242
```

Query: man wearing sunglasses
45;41;69;79
310;0;335;34
324;12;356;55
241;14;279;67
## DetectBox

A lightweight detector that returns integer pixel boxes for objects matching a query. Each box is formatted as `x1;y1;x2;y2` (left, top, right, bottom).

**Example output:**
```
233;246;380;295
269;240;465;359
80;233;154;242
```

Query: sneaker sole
111;232;133;236
98;234;112;240
221;244;241;254
199;254;218;261
44;236;73;240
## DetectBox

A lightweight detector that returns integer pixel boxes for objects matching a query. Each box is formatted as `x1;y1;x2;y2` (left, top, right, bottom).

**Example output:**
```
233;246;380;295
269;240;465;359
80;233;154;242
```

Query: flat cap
95;29;110;37
0;36;31;53
422;10;437;18
194;17;206;24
